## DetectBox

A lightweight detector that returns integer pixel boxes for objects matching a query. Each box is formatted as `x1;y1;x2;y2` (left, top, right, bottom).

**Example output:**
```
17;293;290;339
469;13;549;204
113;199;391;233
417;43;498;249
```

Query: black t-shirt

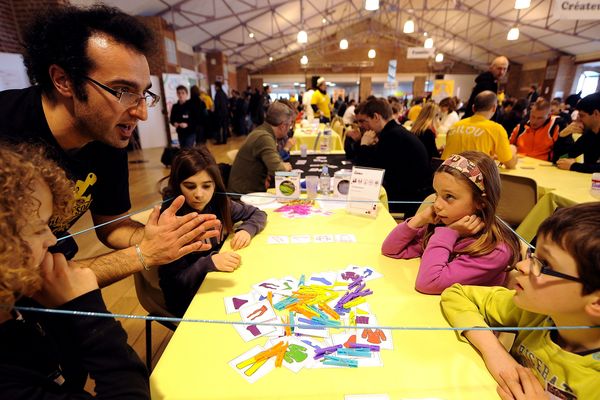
0;87;131;253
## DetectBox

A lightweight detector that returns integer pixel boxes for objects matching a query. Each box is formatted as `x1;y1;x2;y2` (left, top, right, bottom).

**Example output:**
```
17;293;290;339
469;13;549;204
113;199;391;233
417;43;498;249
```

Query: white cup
300;144;308;157
306;175;319;199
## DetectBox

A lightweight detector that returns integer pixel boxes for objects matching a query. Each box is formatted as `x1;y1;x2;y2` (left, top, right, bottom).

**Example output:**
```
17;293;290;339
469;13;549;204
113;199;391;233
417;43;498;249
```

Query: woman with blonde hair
411;101;441;159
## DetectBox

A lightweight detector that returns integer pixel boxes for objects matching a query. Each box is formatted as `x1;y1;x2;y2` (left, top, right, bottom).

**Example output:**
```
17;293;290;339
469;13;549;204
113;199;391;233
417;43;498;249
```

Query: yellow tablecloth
150;207;496;399
499;157;596;241
293;127;343;151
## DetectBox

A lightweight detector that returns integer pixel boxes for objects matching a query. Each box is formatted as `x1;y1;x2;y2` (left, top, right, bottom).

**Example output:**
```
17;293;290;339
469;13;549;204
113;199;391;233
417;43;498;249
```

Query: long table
500;156;596;241
150;205;497;399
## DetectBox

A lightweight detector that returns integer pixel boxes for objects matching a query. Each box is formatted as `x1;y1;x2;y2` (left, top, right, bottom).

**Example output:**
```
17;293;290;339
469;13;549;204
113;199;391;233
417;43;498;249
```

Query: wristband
135;244;150;271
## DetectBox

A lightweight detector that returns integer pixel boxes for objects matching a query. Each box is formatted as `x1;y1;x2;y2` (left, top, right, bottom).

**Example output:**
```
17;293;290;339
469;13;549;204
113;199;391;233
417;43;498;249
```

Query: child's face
179;170;215;212
20;180;57;268
513;235;586;316
432;172;478;225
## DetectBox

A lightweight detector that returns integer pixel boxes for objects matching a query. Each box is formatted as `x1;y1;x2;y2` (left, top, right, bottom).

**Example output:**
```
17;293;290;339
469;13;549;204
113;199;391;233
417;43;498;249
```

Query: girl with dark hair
158;147;267;317
381;151;521;294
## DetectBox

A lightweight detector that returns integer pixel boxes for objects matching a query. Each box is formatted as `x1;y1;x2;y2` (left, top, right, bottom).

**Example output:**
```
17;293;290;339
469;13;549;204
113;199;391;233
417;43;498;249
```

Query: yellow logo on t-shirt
50;172;97;233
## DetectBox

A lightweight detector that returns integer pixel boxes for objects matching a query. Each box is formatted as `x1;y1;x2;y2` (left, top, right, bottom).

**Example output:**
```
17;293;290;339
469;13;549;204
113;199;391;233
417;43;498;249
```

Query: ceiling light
514;0;531;9
424;38;434;48
403;19;415;34
365;0;379;11
507;26;519;40
300;83;306;87
356;80;360;85
368;49;376;58
297;30;308;44
300;55;308;65
322;18;327;24
340;39;348;50
248;32;255;38
269;56;273;62
435;53;444;62
423;32;428;36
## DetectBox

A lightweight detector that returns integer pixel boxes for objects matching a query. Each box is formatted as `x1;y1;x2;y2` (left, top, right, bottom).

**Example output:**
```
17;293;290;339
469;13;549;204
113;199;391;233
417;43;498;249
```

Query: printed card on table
313;234;335;243
224;292;256;314
356;316;393;350
330;332;383;368
275;276;300;295
335;233;357;243
308;271;337;286
344;264;383;281
229;345;275;384
239;300;278;324
266;337;315;373
267;235;289;244
233;321;277;342
252;279;283;296
291;234;311;244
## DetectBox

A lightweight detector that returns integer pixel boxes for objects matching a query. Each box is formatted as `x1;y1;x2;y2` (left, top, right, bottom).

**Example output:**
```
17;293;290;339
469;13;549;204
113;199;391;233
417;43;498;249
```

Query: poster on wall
432;80;455;102
0;52;30;91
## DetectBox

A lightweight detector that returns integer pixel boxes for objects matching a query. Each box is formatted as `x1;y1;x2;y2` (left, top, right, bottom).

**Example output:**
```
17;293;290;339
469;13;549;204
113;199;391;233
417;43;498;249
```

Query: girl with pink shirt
382;151;521;294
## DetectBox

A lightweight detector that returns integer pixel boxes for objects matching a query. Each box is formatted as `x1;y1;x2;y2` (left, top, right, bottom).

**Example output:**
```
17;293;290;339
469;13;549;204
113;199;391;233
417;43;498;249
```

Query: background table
293;127;343;151
150;206;497;399
500;157;596;241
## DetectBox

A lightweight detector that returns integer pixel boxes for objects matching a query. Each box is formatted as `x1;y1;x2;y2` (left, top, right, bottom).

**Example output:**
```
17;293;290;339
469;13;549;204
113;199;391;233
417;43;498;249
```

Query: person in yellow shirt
200;89;214;112
311;77;331;123
441;203;600;400
442;91;517;169
407;97;424;122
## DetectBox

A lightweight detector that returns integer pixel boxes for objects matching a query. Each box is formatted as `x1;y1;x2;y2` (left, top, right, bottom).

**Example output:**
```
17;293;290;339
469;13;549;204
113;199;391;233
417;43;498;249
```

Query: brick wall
0;0;68;54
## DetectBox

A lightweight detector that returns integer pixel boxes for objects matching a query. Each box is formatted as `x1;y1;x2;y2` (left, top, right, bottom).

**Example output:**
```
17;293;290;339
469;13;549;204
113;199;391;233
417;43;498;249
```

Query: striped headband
441;154;485;192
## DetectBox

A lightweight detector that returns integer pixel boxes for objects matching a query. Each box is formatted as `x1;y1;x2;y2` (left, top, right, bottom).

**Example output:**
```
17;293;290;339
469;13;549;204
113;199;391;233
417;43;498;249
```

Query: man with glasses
0;4;219;287
442;202;600;399
228;101;294;194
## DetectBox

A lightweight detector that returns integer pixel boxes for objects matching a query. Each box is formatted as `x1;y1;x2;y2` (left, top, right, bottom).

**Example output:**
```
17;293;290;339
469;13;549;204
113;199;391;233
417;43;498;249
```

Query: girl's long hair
160;146;233;235
411;102;439;136
423;151;520;266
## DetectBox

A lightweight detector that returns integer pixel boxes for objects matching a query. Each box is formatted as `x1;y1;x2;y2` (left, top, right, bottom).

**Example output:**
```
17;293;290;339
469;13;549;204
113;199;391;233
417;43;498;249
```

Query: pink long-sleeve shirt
381;221;511;294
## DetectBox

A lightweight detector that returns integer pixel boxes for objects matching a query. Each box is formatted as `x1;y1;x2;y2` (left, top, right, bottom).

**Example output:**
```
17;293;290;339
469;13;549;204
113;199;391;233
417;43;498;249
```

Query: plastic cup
300;144;307;157
306;175;319;199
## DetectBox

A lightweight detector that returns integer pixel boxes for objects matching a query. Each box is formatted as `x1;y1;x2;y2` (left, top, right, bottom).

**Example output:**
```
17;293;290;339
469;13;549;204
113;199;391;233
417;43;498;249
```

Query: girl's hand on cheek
230;230;251;250
447;215;485;237
408;205;439;229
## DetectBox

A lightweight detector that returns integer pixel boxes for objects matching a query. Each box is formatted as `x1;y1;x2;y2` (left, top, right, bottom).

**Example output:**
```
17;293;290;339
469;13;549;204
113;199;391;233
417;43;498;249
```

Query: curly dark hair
0;143;74;309
22;4;156;101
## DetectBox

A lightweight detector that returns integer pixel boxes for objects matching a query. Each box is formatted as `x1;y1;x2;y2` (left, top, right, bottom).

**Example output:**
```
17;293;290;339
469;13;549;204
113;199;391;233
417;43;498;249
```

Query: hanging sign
552;1;600;19
407;47;435;59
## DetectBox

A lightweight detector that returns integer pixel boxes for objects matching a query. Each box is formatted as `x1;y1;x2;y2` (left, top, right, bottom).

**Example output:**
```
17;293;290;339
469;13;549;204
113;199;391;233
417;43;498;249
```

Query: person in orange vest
509;98;569;161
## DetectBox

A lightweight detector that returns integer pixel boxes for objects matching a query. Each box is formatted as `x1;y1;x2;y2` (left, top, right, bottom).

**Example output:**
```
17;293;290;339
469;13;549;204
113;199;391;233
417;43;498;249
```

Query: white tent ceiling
72;0;600;71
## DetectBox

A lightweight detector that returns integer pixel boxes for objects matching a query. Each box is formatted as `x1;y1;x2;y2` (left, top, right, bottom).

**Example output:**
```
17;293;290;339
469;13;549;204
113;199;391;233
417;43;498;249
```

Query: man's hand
284;138;296;152
360;130;378;146
141;195;221;267
556;158;576;170
447;214;485;237
211;252;242;272
497;366;547;400
559;121;583;137
230;230;251;250
346;128;362;142
33;252;99;307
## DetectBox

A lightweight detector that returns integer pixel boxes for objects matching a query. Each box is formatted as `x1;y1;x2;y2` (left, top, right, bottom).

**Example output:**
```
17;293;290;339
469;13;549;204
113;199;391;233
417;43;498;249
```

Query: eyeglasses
84;76;160;108
524;247;582;283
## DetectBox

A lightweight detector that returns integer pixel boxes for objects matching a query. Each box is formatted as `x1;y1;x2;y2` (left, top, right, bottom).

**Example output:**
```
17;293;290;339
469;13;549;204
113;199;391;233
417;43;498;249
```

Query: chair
430;157;444;172
331;116;344;136
133;270;178;371
130;209;177;371
497;174;538;228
